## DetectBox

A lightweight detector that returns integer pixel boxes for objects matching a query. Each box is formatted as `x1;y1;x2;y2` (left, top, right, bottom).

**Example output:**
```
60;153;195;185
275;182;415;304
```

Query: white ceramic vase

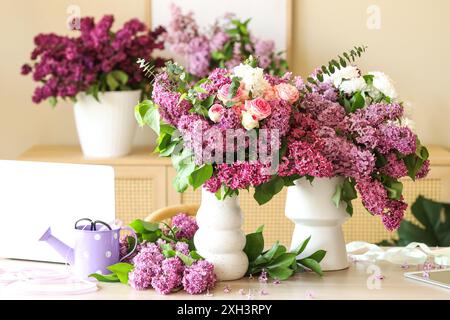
73;90;141;159
194;188;249;281
285;177;350;271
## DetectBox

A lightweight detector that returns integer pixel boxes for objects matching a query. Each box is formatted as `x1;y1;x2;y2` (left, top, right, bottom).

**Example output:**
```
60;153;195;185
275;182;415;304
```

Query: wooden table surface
0;257;449;300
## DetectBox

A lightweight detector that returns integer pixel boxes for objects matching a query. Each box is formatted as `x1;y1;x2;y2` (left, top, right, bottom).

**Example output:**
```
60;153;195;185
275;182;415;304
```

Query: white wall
1;0;449;159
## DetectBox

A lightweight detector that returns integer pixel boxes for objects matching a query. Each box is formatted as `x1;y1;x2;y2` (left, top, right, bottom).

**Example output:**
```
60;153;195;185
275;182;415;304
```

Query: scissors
74;218;112;231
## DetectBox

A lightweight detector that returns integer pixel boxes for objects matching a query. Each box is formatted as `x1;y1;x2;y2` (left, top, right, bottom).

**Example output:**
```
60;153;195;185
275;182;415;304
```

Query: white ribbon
0;267;98;295
346;241;450;266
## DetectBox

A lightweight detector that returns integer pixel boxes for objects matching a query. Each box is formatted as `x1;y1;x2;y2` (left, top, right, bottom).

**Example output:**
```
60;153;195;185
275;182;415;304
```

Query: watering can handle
120;226;138;262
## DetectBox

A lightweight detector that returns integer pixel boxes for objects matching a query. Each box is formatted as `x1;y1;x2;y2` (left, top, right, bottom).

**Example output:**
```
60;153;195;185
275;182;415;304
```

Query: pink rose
217;83;246;104
275;83;299;104
245;98;271;120
208;104;225;123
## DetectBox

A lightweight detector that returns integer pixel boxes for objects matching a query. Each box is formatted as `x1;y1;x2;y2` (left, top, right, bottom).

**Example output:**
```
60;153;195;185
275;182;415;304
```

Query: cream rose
244;98;271;120
241;111;259;130
274;83;300;103
208;104;225;123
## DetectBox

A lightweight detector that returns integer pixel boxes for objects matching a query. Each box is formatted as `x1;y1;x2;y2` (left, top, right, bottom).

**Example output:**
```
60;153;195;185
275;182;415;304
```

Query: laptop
0;160;115;263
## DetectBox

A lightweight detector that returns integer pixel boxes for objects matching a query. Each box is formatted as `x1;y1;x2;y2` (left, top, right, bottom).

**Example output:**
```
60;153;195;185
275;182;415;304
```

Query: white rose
339;77;367;94
233;64;269;98
241;111;259;130
368;71;398;99
322;66;361;88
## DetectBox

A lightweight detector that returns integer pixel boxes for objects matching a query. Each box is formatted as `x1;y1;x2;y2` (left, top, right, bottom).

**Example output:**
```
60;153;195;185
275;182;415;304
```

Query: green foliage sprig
244;226;325;279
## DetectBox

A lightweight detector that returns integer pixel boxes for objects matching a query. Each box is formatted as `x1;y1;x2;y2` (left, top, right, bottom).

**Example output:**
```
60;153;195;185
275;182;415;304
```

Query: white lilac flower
368;71;398;100
322;65;361;88
339;77;367;94
233;63;269;98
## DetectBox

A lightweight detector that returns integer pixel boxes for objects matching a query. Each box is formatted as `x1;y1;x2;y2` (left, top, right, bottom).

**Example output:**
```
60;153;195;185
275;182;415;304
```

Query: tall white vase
74;90;141;159
194;188;249;281
285;177;349;271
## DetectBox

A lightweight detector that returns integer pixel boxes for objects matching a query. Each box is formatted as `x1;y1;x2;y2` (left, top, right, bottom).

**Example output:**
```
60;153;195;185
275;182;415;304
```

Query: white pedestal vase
194;188;249;281
74;90;141;158
285;177;350;271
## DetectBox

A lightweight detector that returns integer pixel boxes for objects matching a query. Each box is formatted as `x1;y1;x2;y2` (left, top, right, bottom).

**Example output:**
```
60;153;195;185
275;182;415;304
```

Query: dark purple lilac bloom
22;15;166;104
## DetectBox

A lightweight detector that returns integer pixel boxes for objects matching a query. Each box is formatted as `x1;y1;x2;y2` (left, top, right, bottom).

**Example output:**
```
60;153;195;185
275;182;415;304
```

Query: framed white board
149;0;292;62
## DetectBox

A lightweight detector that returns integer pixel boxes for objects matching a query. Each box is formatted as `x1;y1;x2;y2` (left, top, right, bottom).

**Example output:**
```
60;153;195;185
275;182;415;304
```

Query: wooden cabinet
19;145;450;245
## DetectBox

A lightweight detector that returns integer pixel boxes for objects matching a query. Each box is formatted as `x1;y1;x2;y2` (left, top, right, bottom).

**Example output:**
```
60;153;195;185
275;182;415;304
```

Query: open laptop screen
0;160;115;263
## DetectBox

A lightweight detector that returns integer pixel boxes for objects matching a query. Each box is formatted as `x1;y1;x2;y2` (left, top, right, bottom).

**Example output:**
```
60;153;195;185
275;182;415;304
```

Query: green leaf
298;258;323;276
229;76;241;99
189;251;204;260
89;273;120;283
144;105;161;135
162;249;176;258
142;231;160;242
363;74;374;85
172;148;196;193
47;96;57;107
189;164;213;190
385;180;403;200
253;176;284;205
129;219;159;233
332;184;343;208
306;250;327;263
267;253;297;269
244;228;264;262
351;91;365;111
176;251;195;266
262;241;280;261
107;262;134;284
201;95;216;108
267;267;294;280
134;100;152;126
112;70;128;86
292;236;311;255
106;72;119;91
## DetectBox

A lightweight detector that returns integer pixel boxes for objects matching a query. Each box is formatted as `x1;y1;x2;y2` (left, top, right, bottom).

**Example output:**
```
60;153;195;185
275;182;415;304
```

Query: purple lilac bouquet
21;15;165;106
135;57;300;199
266;46;429;231
163;4;288;78
93;213;216;295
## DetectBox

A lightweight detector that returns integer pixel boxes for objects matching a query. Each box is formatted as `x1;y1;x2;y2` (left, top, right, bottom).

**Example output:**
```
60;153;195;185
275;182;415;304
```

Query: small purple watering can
39;218;137;278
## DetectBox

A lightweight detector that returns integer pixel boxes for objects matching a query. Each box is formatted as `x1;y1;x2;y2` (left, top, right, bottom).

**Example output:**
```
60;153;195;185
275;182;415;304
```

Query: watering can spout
39;227;74;265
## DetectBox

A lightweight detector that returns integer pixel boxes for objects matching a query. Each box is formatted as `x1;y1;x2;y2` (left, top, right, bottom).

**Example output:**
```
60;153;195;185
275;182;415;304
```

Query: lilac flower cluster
163;4;285;77
126;214;216;295
281;72;429;231
151;63;297;194
204;162;272;193
171;213;199;240
22;15;165;104
356;179;407;231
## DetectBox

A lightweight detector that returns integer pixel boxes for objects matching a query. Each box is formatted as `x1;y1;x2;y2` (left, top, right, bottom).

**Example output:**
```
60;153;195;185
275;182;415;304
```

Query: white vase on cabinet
73;90;140;159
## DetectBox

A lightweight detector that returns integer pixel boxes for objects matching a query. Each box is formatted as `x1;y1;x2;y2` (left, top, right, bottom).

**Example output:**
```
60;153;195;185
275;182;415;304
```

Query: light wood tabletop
0;257;449;300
